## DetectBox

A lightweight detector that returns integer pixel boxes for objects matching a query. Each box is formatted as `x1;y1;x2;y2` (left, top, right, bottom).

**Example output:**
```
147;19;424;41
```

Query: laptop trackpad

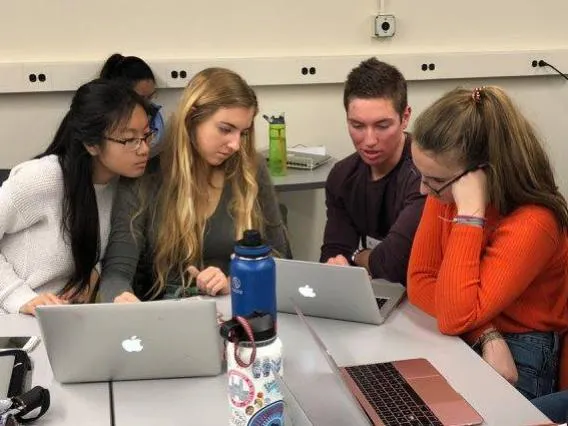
393;358;439;379
410;376;483;426
409;376;462;404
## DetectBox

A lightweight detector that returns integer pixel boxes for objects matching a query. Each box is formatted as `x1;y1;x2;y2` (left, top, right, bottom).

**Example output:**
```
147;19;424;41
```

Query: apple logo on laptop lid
121;336;143;353
298;285;316;298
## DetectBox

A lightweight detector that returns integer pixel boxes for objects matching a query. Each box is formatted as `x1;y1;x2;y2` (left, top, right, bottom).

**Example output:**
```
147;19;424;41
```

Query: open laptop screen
274;373;313;426
292;302;372;425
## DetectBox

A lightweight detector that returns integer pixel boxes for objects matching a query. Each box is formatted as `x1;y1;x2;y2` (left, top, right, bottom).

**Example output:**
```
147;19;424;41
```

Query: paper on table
288;145;327;155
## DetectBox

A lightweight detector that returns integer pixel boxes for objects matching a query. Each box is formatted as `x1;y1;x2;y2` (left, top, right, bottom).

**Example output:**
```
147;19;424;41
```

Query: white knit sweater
0;155;116;313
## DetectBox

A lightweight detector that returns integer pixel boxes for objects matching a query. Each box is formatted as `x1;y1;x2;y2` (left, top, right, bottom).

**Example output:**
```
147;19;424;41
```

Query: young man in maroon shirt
320;58;425;285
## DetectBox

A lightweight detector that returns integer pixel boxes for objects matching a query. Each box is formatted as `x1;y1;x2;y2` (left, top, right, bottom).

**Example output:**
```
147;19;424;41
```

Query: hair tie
471;87;485;103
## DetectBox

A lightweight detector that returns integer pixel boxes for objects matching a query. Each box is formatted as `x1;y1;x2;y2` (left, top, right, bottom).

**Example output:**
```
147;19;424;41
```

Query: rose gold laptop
295;304;483;426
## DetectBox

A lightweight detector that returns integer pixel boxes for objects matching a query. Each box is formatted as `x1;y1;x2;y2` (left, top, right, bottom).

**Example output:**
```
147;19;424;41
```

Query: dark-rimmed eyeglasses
106;129;156;152
422;163;487;197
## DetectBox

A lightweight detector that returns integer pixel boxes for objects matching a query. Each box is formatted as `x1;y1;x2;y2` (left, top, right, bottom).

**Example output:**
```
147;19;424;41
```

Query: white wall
2;1;568;260
2;0;567;60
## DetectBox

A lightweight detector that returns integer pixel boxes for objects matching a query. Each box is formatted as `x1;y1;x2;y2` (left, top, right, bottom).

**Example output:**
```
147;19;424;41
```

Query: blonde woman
99;68;290;302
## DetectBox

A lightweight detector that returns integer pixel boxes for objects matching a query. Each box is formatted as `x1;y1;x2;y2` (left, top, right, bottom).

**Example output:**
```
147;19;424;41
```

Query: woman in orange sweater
408;86;568;401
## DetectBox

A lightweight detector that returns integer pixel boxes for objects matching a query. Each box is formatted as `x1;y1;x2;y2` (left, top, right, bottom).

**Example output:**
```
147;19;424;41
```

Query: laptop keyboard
344;362;443;426
376;297;389;309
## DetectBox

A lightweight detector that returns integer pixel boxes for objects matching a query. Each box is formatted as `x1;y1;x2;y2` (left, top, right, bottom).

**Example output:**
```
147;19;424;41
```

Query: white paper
287;145;327;155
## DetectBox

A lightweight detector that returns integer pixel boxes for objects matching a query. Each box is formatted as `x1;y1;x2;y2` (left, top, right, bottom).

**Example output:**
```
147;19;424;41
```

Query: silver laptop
295;304;483;426
276;259;405;325
36;298;223;383
276;373;314;426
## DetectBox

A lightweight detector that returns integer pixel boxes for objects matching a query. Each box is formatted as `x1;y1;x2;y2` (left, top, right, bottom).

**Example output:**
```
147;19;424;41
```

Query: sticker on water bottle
247;400;284;426
228;370;256;408
264;380;279;394
272;356;282;374
231;409;248;426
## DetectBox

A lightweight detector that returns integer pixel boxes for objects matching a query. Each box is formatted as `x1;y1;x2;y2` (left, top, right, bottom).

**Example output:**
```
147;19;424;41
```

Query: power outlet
23;65;52;92
375;14;396;38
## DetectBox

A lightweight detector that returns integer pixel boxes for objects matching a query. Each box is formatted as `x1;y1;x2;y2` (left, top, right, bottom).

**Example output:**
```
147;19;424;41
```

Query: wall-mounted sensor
375;14;396;38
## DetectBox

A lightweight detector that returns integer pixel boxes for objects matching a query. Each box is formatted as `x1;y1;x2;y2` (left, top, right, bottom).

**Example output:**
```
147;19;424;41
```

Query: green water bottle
267;114;287;177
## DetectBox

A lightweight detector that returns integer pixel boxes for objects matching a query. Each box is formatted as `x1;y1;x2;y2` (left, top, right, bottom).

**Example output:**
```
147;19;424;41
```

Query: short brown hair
343;57;408;116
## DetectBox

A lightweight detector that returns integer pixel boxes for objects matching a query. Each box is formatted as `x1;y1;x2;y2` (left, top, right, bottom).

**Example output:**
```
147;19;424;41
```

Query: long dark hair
100;53;159;119
38;78;147;299
100;53;155;86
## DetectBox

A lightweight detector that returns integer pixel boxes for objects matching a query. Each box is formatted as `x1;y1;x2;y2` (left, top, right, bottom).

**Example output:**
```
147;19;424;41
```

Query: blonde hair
413;86;568;229
150;68;263;297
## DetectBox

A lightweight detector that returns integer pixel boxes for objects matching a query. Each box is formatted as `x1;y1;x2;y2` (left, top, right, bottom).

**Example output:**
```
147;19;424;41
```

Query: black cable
538;60;568;81
108;382;115;426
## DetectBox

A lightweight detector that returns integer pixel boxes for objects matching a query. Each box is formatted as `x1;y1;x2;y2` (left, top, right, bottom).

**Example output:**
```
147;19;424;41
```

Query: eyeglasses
106;129;156;152
422;163;487;197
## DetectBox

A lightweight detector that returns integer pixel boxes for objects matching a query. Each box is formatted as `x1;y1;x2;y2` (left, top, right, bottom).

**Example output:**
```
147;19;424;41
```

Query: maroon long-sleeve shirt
320;135;425;285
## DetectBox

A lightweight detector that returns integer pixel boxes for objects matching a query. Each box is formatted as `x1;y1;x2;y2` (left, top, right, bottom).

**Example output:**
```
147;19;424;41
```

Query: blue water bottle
230;230;277;323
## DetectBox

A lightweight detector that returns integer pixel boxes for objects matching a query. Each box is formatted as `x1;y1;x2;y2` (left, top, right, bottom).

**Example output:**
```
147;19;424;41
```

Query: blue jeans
532;390;568;423
502;331;559;400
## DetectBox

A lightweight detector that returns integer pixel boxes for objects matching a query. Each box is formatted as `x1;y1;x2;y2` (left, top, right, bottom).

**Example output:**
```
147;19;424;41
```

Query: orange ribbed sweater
408;196;568;388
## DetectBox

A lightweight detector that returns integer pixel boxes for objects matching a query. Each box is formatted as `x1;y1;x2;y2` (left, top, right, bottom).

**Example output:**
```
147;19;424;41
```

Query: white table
0;299;553;425
1;314;111;425
270;160;335;192
111;297;551;425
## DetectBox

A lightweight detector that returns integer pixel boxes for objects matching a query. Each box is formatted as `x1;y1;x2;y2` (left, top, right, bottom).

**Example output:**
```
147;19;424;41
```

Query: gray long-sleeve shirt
99;159;291;302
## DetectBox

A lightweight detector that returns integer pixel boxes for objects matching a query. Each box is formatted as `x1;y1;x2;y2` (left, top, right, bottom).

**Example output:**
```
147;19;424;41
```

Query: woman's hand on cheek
452;168;487;217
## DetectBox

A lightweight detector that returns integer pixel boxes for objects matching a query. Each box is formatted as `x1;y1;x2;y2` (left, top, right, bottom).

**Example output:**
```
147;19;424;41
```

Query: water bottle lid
219;312;276;342
240;230;262;247
239;313;276;342
234;229;271;257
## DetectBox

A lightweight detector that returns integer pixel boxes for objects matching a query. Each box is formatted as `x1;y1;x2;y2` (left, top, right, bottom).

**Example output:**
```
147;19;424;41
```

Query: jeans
502;331;559;400
532;390;568;423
